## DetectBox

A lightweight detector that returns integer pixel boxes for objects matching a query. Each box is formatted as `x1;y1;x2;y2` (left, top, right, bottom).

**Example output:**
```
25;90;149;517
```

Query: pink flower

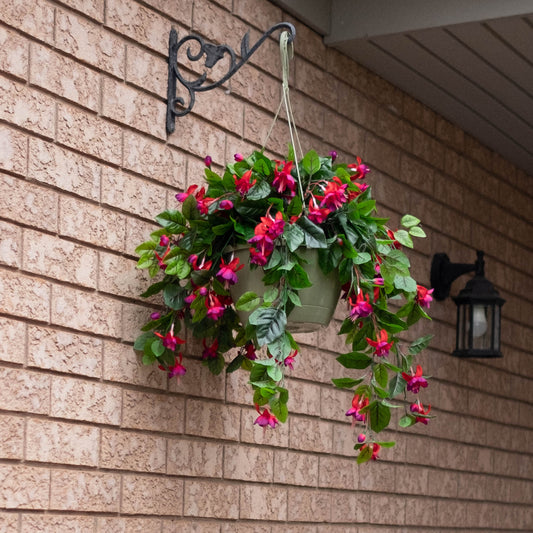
216;257;244;288
387;229;401;249
188;254;213;271
159;353;186;379
205;292;225;321
253;404;279;428
202;338;219;360
284;350;297;370
349;291;373;320
329;150;337;162
234;153;244;162
345;394;369;423
410;401;431;424
318;176;347;211
249;246;270;266
357;433;366;443
416;285;434;309
234;169;256;196
204;155;212;167
150;312;161;320
361;443;380;461
308;196;331;224
402;365;428;394
176;184;198;203
244;342;257;360
154;330;185;351
219;199;233;210
159;235;170;246
347;157;370;180
366;329;393;357
272;160;296;196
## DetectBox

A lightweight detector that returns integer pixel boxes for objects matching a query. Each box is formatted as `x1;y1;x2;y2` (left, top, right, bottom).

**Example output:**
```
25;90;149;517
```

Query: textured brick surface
183;480;238;519
0;26;28;80
185;399;241;441
0;220;21;268
167;437;223;477
0;465;50;509
0;414;24;460
1;0;54;44
0;125;27;176
21;514;96;533
121;475;183;515
223;444;273;482
239;484;287;521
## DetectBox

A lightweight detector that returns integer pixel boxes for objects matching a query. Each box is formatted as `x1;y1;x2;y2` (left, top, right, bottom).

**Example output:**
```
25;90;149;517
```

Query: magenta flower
176;184;198;203
159;235;170;246
360;443;380;461
150;312;161;320
216;256;244;288
284;350;297;370
244;342;257;360
366;329;393;357
219;199;233;210
357;433;366;443
202;338;219;360
234;153;244;162
308;196;331;224
416;285;434;309
329;150;337;162
272;160;296;196
402;365;428;394
318;176;347;211
410;401;431;424
346;394;369;424
159;353;186;379
234;169;256;196
253;404;279;428
349;291;372;320
154;330;185;351
206;292;225;321
347;157;370;180
204;155;212;167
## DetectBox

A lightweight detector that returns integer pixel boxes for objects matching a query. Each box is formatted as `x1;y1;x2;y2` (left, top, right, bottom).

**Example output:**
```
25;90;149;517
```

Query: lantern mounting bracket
166;22;296;135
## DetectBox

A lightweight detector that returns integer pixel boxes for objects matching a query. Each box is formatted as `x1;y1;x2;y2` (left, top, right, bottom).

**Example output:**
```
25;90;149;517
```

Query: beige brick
364;133;401;177
125;44;166;96
0;173;57;231
220;524;270;533
185;399;240;441
56;10;125;77
338;83;378;130
242;105;289;158
57;104;122;165
330;491;365;523
0;76;55;138
142;0;193;21
291;345;334;384
59;196;126;251
0;414;24;460
28;137;101;200
0;464;49;509
59;0;104;21
21;514;95;532
50;470;120;512
0;269;50;323
233;0;282;33
167;437;223;477
358;461;396;493
240;406;289;448
223;444;273;483
0;317;26;364
394;464;429;494
231;63;280;116
28;326;102;378
435;499;466;528
295;57;337;107
1;0;54;45
0;513;18;532
122;389;184;433
121;474;183;515
0;26;28;79
288;380;321;417
0;125;27;176
318;455;357;489
22;229;97;288
404;496;437;528
319;384;352;423
239;483;287;521
273;450;318;487
97;517;162;533
183;480;238;519
369;493;405;525
287;487;330;522
51;375;122;425
289;416;332;453
30;44;100;112
171;357;226;400
105;0;169;55
100;428;166;472
103;340;166;389
26;418;99;466
51;284;122;338
99;250;151;300
101;77;166;139
168;114;226;164
0;221;21;268
322;110;365;155
123;130;185;188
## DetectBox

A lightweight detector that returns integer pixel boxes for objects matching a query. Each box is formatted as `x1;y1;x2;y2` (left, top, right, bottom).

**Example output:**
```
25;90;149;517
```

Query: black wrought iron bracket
166;22;296;135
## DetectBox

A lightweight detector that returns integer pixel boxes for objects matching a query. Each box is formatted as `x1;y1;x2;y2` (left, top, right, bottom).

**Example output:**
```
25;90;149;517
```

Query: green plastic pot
230;247;341;333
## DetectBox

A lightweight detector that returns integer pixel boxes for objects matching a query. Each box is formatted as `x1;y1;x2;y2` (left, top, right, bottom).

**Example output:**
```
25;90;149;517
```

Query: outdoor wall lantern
166;22;296;134
430;251;505;358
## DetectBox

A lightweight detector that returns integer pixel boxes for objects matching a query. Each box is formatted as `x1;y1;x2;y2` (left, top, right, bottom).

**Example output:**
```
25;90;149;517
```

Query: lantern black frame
430;251;505;358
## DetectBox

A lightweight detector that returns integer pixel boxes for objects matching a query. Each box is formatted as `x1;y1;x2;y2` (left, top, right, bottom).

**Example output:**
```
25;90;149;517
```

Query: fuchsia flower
216;257;244;288
218;199;233;210
176;185;213;214
402;365;428;394
253;404;279;428
387;229;401;249
329;150;337;162
357;433;366;443
234;153;244;162
348;157;370;180
366;329;393;357
416;285;434;309
248;212;285;266
154;330;185;352
410;401;431;424
188;254;213;271
308;196;331;224
244;342;257;360
205;292;225;321
345;394;369;423
361;443;380;461
202;339;219;360
318;176;347;211
272;160;296;196
150;312;161;320
159;353;187;379
284;350;297;370
159;235;170;246
204;155;212;167
176;184;198;203
234;169;256;196
349;291;373;320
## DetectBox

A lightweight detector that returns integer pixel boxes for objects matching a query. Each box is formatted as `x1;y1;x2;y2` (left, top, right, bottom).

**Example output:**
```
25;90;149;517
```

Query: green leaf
137;252;155;270
250;308;287;346
263;287;279;304
302;149;321;176
393;275;417;292
357;445;372;464
409;226;427;238
408;334;434;355
399;414;416;428
369;401;391;433
375;441;396;448
357;199;376;216
227;353;244;373
388;374;406;397
277;386;289;404
140;280;167;298
336;352;372;369
247;180;271;200
142;353;157;365
235;291;261;312
163;284;185;310
267;364;283;382
400;214;421;228
288;291;302;307
394;229;413;248
287;194;303;217
331;377;364;389
134;332;154;351
296;217;327;248
284;223;305;252
381;399;400;409
155;210;186;233
165;257;191;278
353;252;372;265
151;339;165;357
182;194;200;220
374;363;388;389
287;264;312;289
135;241;156;254
206;354;225;375
270;397;288;423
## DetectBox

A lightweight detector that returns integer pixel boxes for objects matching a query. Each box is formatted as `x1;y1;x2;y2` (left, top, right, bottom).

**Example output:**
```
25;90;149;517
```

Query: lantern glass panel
456;303;466;351
472;304;493;351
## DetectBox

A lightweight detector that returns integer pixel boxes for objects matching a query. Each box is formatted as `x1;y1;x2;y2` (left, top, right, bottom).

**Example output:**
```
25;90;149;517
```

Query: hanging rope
262;31;305;202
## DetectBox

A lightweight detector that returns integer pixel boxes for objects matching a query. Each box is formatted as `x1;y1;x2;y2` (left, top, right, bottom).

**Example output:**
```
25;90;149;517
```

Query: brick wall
0;0;532;531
